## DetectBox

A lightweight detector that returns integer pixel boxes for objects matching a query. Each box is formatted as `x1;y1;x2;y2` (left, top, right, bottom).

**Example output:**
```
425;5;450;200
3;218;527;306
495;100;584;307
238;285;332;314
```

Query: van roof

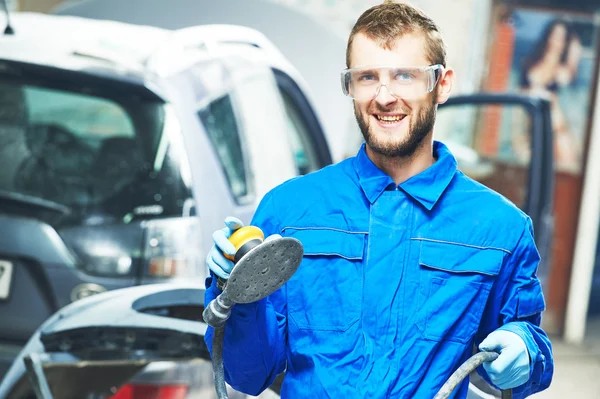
0;13;290;88
0;13;170;82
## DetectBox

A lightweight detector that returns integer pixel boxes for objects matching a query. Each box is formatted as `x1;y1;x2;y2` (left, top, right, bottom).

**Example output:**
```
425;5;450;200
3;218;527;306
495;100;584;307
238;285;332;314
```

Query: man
204;1;554;398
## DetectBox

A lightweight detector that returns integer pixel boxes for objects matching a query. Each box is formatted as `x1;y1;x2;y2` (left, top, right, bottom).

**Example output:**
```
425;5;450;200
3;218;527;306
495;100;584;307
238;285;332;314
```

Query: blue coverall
205;141;554;398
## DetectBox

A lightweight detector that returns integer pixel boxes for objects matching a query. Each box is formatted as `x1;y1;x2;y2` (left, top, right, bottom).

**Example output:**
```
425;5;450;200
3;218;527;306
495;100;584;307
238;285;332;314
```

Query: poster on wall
501;8;600;174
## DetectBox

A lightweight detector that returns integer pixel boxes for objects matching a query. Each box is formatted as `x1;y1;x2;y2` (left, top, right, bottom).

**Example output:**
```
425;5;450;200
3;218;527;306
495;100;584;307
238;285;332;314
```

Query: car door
435;93;554;399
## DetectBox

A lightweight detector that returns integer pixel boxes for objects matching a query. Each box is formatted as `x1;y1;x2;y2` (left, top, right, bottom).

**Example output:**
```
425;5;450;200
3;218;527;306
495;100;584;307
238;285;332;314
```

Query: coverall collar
353;140;457;210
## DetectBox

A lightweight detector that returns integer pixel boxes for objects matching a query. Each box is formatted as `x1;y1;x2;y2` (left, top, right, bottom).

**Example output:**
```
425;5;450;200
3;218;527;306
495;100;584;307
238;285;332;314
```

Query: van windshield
0;79;193;228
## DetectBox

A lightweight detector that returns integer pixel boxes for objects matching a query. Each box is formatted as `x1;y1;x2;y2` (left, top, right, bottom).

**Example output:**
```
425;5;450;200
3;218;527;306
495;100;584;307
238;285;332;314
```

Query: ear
435;67;455;105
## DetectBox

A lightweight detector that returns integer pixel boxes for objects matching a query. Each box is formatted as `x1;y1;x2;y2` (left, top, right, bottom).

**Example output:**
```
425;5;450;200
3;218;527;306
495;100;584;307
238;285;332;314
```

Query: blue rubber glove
205;216;244;279
479;329;530;389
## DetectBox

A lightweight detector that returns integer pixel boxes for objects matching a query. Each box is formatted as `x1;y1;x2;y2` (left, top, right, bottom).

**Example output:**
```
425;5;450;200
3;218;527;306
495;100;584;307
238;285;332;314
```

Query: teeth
377;115;404;122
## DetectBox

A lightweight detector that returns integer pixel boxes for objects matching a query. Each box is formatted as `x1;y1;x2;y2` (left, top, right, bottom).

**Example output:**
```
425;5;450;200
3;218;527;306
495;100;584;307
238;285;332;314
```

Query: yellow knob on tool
218;226;265;290
225;226;265;261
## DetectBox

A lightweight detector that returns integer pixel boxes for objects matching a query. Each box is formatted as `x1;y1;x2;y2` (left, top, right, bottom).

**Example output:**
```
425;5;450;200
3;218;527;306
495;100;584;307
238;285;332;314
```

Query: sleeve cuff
205;271;222;305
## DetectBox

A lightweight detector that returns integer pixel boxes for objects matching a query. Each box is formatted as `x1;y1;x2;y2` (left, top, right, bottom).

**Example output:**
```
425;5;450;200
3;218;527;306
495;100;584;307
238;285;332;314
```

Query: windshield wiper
0;189;71;215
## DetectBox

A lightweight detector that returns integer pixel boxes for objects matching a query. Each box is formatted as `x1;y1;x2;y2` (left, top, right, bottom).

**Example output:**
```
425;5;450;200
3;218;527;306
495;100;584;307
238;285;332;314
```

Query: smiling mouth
375;114;407;124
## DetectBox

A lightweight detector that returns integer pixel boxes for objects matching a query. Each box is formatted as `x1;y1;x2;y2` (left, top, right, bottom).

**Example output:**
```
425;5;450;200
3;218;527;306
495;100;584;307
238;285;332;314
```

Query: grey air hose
433;351;513;399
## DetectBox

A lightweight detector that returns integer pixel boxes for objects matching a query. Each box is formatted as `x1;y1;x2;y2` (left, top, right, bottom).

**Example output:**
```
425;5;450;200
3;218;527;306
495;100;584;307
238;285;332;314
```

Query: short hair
346;0;447;68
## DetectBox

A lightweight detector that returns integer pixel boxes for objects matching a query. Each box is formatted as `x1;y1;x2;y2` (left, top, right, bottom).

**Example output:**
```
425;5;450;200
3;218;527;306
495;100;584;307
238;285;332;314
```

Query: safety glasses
340;64;443;101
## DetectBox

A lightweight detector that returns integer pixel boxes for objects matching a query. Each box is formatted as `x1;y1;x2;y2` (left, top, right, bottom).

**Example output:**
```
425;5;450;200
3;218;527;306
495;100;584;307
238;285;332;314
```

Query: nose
374;84;397;107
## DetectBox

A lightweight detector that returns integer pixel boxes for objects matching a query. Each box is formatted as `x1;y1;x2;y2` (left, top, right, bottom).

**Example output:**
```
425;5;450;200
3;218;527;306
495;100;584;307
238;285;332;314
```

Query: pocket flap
417;239;505;276
517;280;546;318
283;227;366;260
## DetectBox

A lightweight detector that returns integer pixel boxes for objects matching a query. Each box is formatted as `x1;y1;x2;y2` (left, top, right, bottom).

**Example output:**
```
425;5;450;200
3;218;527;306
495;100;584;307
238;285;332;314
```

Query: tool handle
203;291;235;328
218;226;265;291
217;276;228;291
224;226;264;262
433;351;512;399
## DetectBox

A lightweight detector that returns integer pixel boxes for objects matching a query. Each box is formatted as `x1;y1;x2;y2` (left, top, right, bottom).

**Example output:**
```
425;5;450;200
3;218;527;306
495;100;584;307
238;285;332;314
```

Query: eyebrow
353;68;379;74
351;65;430;71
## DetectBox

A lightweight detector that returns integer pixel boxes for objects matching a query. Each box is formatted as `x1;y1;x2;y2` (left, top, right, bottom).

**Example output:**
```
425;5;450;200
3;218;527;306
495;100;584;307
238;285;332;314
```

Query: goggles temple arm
430;65;443;92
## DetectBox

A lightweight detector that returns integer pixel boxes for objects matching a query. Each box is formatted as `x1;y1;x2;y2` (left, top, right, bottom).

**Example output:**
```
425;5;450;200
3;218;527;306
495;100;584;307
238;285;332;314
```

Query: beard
355;94;437;158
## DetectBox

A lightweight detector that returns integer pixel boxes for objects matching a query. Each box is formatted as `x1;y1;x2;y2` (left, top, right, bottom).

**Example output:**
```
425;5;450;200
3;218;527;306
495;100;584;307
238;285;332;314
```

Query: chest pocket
414;239;506;344
284;227;366;332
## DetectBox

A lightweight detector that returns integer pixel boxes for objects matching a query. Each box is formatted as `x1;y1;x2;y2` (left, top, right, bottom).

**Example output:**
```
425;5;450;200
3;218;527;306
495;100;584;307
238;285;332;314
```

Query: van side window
197;95;252;204
279;90;321;175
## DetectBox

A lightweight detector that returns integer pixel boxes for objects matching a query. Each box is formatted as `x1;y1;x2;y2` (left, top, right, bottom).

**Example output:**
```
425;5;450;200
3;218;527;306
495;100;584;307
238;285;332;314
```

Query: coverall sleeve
475;217;554;398
204;191;288;395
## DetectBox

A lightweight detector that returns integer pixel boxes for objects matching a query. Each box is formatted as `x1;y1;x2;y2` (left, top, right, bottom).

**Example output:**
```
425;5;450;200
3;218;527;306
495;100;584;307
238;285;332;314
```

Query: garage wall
16;0;62;12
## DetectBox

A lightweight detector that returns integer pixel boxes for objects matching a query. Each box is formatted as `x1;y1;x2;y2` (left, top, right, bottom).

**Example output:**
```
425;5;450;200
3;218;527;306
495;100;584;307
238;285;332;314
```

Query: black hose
212;326;229;399
433;351;512;399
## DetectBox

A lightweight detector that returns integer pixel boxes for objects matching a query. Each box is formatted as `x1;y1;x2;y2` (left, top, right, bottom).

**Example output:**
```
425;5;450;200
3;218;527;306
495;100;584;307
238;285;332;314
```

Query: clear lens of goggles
340;64;443;101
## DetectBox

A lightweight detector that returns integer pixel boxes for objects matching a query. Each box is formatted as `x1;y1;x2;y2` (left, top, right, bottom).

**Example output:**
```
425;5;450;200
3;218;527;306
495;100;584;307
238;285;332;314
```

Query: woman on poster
518;19;583;172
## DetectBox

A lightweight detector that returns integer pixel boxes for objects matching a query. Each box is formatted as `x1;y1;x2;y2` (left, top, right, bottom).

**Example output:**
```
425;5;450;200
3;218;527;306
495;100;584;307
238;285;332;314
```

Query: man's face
349;33;438;158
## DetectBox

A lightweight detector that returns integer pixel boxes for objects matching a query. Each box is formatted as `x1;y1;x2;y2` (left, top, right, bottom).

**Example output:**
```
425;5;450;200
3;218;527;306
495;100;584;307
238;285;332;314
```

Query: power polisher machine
202;226;304;399
201;226;512;399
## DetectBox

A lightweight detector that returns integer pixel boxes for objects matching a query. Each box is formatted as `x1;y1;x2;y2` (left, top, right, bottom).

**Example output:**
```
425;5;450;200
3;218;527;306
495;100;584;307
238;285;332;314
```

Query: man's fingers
206;217;246;280
213;229;236;256
482;360;498;378
479;330;530;389
479;336;501;352
483;355;509;376
207;255;230;279
482;349;519;386
224;216;244;234
211;249;235;273
493;369;525;390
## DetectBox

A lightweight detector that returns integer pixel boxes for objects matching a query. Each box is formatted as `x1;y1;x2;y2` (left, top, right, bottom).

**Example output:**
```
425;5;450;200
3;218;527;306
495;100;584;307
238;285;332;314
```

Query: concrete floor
531;317;600;398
